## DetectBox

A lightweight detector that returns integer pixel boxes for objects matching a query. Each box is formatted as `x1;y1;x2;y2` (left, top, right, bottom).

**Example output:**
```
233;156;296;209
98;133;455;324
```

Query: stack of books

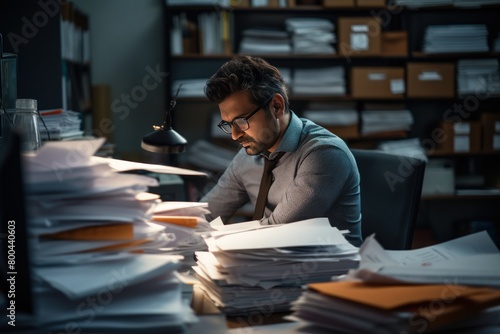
192;218;360;316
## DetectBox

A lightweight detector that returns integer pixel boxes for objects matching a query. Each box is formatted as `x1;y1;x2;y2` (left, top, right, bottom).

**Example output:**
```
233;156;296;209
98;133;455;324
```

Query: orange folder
308;281;500;330
152;215;199;228
40;223;134;241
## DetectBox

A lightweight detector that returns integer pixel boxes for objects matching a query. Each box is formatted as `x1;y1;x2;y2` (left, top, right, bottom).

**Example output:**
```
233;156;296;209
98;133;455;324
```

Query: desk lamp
141;85;187;154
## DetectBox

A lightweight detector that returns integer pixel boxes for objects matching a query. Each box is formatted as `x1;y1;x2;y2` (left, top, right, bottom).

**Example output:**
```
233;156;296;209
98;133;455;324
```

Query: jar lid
16;98;38;110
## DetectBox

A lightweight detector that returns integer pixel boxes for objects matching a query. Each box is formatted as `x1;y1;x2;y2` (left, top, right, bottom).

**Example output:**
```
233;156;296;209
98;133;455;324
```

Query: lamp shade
141;126;187;154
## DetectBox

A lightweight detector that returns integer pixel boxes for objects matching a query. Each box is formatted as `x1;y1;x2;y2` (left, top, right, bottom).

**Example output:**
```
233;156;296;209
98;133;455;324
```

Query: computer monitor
0;126;33;314
0;33;18;149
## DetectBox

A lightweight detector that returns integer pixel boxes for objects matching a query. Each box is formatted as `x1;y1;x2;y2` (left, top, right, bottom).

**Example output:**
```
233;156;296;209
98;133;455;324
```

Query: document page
350;231;500;287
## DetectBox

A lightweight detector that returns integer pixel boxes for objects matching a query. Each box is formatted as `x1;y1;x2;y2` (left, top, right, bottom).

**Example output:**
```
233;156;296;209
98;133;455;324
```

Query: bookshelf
164;1;500;242
0;0;92;127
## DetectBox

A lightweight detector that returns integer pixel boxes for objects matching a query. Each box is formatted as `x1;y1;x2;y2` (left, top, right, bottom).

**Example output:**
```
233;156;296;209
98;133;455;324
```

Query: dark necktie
253;152;284;220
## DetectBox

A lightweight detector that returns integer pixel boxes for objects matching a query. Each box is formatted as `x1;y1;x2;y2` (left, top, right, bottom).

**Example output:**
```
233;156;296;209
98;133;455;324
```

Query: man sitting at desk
201;55;362;247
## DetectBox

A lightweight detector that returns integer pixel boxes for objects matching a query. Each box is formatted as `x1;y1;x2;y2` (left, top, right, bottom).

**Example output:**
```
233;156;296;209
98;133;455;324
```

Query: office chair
351;149;426;250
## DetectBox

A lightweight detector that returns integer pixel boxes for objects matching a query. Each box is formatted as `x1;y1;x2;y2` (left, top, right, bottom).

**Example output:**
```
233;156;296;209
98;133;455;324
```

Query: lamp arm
160;84;183;129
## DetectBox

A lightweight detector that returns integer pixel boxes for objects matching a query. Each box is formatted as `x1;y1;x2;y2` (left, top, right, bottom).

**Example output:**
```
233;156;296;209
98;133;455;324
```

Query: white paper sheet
349;231;500;287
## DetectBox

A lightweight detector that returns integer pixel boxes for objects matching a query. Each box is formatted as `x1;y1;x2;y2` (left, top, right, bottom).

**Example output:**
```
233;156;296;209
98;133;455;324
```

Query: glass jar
13;98;41;152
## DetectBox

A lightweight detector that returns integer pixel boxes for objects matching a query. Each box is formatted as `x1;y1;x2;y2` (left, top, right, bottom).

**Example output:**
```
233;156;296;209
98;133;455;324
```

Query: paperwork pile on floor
9;138;197;333
290;231;500;333
193;218;360;315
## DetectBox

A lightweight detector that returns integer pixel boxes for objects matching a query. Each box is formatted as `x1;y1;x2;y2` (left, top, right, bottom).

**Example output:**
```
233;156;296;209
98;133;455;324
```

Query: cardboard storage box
323;0;355;7
356;0;386;7
231;0;250;7
338;17;382;57
481;112;500;152
350;67;405;99
437;121;482;153
381;31;408;56
325;124;359;139
407;62;455;98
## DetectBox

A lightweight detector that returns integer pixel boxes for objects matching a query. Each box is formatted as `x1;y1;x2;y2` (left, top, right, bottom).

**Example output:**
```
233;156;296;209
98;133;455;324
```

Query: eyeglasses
217;96;273;134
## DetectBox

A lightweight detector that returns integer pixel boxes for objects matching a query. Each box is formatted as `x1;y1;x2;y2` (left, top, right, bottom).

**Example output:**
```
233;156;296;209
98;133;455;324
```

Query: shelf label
418;71;442;81
368;72;386;80
454;135;470;152
494;134;500;150
350;25;369;51
454;122;471;134
390;79;406;94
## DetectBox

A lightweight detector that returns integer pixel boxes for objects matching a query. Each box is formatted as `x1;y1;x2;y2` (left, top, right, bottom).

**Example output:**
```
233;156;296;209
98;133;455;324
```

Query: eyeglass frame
217;96;274;134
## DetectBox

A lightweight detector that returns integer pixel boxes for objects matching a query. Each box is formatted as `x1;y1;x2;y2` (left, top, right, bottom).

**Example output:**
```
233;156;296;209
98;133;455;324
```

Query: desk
188;284;500;334
187;316;500;334
188;316;310;334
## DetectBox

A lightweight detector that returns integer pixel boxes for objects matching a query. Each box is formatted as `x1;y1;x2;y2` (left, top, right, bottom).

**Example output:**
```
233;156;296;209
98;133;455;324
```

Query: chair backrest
351;149;426;250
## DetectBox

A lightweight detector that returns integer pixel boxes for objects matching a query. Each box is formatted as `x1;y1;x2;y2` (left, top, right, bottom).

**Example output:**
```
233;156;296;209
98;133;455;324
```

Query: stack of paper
150;201;213;272
394;0;500;8
423;24;489;54
172;79;207;97
38;109;83;141
238;28;291;54
302;102;358;126
193;218;360;315
360;107;413;136
291;67;346;96
285;18;336;54
347;231;500;287
394;0;452;6
166;0;230;5
290;231;500;333
454;0;500;6
457;59;500;97
290;281;500;333
10;138;197;333
377;138;428;161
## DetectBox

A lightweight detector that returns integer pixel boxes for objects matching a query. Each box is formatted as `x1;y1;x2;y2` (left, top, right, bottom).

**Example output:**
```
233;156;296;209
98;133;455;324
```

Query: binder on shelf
481;112;500;152
437;121;482;153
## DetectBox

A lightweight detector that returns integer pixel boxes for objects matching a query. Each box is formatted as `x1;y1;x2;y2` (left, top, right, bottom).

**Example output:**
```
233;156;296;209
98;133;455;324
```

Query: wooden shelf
422;194;500;201
412;51;500;58
166;5;386;12
171;53;408;60
429;151;500;158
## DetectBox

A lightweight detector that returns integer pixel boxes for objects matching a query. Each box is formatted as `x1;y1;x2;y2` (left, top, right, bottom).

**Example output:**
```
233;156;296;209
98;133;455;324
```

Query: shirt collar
260;111;302;160
274;111;302;153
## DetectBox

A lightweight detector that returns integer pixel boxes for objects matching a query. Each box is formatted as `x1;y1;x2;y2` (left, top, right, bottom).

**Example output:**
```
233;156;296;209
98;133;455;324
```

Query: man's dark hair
205;55;289;112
